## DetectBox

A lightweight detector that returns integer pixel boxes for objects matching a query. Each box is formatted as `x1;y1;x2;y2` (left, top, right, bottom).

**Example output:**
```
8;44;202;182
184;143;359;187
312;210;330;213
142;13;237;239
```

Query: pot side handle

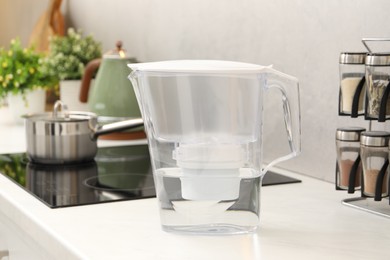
80;59;101;103
92;118;144;140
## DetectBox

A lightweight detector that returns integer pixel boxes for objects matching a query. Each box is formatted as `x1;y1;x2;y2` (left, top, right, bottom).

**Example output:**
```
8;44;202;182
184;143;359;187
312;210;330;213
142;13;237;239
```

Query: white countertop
0;106;390;259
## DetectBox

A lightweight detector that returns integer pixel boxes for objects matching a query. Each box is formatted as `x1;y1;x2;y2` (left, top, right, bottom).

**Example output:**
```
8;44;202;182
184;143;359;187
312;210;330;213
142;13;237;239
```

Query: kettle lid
104;41;130;59
127;60;269;73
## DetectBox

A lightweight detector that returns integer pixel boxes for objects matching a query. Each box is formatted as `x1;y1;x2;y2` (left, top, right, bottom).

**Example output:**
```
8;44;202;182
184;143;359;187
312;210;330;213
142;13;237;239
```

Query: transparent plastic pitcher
128;60;301;235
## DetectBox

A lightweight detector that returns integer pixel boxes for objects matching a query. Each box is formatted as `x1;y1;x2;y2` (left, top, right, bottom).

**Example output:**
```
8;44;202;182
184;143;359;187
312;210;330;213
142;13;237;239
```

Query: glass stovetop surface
0;144;300;209
0;144;156;208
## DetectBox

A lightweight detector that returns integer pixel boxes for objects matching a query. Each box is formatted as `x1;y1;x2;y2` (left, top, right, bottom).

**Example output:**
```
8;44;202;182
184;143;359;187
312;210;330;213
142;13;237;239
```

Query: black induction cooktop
0;144;300;208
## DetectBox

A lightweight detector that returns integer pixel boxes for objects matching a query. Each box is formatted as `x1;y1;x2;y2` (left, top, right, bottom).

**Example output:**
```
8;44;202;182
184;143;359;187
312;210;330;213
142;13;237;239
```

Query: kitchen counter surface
1;107;390;259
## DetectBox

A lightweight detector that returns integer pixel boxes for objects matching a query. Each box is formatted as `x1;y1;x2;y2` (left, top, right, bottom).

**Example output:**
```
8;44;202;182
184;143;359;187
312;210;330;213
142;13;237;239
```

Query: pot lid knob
53;100;69;119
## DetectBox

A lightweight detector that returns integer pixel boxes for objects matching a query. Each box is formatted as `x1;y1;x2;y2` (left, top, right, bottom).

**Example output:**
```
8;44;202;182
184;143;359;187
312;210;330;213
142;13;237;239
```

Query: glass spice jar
360;131;390;200
335;127;365;192
365;53;390;121
339;52;367;117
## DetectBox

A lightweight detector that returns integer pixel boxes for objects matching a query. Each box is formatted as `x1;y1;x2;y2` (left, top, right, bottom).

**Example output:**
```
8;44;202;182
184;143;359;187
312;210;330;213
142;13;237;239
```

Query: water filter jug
128;60;301;234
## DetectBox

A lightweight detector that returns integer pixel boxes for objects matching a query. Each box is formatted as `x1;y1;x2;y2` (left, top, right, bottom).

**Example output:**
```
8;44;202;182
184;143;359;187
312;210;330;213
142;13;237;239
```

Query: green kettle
80;41;142;124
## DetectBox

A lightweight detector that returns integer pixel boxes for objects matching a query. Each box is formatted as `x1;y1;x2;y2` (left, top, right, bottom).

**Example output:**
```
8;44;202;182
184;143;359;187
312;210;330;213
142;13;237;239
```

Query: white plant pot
7;88;46;124
60;80;90;111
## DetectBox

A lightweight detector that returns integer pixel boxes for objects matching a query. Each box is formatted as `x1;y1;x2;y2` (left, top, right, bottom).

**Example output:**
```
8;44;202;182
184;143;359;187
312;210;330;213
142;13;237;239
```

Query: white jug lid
127;60;269;73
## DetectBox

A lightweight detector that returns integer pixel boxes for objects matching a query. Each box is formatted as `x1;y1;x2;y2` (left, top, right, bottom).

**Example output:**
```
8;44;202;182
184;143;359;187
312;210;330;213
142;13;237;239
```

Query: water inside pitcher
128;60;301;235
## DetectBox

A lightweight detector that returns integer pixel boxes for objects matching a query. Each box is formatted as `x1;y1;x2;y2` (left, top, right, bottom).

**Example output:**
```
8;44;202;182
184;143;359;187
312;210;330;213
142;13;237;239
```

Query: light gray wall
2;0;390;182
0;0;46;46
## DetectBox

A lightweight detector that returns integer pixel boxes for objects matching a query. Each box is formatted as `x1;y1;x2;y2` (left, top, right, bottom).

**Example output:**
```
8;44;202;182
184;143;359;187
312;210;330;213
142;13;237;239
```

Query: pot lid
25;112;95;122
127;60;270;73
24;101;96;122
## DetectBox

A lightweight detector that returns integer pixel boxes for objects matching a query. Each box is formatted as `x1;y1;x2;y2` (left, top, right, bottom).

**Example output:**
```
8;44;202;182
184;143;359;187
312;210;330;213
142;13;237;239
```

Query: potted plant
0;38;57;124
42;28;102;111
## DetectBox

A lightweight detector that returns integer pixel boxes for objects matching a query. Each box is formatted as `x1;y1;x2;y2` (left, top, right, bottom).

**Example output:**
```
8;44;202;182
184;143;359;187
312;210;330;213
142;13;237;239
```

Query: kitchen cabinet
0;210;53;259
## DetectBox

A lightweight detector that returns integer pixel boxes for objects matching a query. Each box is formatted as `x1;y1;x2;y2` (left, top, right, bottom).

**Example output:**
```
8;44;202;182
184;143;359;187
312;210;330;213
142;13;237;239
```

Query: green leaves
0;28;102;101
42;28;102;80
0;38;57;100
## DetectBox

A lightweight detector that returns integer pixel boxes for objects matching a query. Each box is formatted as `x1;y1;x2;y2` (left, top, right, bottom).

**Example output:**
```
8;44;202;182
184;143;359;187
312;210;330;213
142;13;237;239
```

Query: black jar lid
336;127;366;141
360;131;390;147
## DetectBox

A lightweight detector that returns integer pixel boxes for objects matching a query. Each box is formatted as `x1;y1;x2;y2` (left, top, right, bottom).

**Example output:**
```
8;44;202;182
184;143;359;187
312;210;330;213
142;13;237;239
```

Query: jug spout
127;70;144;114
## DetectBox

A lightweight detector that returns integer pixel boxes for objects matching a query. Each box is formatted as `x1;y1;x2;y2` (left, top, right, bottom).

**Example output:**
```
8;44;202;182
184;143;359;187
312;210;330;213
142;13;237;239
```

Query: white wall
2;0;390;182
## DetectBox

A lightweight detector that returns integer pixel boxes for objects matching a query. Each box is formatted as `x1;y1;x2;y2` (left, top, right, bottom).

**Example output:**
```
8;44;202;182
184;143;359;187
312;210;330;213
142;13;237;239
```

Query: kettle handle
262;67;301;174
79;59;101;103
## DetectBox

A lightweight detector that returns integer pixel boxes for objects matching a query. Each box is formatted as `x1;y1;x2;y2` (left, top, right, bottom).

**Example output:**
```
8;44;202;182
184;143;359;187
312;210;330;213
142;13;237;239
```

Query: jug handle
79;59;101;103
261;67;301;174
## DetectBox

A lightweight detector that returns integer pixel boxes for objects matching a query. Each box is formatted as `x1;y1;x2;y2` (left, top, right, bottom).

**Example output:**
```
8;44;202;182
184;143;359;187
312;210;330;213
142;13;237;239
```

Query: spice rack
337;38;390;218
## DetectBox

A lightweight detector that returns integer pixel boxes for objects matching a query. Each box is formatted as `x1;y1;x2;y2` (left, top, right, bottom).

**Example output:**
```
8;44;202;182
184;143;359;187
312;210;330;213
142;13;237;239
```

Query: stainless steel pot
24;101;144;164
